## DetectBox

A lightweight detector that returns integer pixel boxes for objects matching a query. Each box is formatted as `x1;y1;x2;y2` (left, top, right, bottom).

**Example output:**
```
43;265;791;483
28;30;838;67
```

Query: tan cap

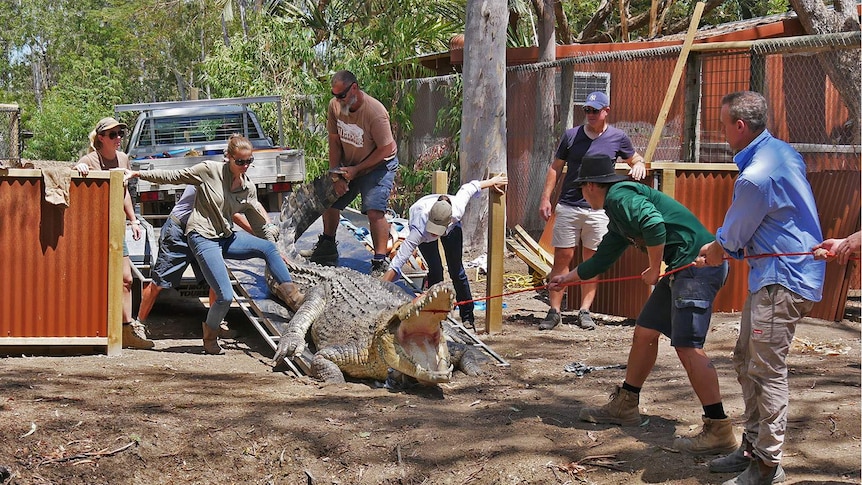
426;199;452;236
95;117;127;134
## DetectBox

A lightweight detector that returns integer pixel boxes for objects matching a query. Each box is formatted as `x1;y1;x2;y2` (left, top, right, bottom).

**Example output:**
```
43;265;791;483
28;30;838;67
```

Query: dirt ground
1;254;860;485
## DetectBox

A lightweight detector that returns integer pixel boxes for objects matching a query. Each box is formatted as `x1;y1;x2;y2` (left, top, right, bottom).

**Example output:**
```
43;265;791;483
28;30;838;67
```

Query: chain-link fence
401;31;860;229
0;104;21;167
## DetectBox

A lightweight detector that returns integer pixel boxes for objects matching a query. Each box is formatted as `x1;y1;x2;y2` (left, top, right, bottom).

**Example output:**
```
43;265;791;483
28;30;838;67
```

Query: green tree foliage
3;0;794;164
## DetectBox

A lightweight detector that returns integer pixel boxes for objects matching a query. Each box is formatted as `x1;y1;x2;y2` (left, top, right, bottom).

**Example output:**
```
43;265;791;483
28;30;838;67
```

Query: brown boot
674;416;739;455
122;320;155;349
202;322;224;355
578;385;642;426
275;282;305;311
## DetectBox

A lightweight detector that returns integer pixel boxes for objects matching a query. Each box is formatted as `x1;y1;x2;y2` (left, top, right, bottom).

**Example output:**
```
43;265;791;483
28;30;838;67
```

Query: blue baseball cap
584;91;610;110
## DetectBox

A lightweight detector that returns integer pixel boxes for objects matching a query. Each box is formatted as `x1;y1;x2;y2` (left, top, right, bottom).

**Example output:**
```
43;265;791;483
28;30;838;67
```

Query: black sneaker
370;258;389;277
539;309;561;330
301;235;338;266
578;309;596;330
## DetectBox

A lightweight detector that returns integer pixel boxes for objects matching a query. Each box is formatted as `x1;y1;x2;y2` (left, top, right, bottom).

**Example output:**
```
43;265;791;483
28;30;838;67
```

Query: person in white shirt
382;175;507;328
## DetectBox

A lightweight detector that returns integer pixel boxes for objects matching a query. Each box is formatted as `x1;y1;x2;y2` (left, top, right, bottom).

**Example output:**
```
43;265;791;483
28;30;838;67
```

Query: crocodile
268;174;485;384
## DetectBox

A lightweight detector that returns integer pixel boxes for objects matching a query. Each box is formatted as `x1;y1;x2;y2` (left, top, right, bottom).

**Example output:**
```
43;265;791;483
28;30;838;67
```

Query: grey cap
426;199;453;236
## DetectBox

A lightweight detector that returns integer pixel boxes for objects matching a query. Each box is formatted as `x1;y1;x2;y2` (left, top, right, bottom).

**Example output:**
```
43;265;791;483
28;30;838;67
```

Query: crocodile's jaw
378;283;455;384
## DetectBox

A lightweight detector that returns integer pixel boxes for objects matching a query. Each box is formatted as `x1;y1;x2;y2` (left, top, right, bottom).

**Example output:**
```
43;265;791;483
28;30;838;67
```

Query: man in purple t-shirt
538;91;646;331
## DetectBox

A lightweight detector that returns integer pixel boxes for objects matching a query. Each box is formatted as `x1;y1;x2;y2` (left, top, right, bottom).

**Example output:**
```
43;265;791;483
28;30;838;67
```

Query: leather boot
202;322;224;355
578;385;642;426
721;457;786;485
275;282;305;311
710;434;753;473
674;416;739;455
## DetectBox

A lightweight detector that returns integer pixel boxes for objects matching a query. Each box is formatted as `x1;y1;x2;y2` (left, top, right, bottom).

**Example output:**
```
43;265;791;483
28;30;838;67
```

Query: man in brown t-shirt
305;70;398;277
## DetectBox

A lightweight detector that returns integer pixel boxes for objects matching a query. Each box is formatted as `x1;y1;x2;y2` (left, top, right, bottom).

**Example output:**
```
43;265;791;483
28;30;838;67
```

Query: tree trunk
460;0;508;252
789;0;861;143
554;0;576;131
521;0;556;236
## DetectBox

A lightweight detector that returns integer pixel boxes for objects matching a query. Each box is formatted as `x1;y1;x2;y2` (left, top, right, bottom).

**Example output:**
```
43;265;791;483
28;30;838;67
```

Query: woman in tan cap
75;117;154;350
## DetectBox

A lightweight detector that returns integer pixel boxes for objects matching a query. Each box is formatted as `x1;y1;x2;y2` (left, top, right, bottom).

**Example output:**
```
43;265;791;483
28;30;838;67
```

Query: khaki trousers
734;284;814;466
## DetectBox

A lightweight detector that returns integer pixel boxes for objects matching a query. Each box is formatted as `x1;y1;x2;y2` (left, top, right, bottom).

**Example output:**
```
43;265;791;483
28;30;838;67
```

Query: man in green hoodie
548;154;733;456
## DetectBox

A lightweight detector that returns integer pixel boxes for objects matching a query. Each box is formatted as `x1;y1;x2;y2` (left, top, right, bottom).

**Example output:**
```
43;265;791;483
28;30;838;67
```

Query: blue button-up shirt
715;129;824;302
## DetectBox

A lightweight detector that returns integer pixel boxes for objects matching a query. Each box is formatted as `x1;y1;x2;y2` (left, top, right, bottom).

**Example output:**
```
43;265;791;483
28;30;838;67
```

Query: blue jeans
418;224;474;321
188;231;292;329
331;157;398;213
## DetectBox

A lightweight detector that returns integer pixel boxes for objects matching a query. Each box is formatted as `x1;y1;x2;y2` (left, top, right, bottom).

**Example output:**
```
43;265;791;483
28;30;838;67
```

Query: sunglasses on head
332;82;356;100
102;129;126;139
234;157;254;166
583;107;602;114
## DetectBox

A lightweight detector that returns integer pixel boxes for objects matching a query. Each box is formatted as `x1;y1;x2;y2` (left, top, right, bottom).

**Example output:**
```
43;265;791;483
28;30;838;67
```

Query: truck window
139;112;257;149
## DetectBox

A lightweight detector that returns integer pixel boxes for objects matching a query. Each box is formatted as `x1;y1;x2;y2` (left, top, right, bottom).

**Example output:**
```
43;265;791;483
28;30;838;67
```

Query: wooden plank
538;211;556;256
513;225;553;265
506;238;551;277
642;1;706;164
107;170;125;356
485;172;506;334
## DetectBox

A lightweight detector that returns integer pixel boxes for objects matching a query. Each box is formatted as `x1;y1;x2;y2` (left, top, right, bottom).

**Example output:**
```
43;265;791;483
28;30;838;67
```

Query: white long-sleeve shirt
390;180;482;277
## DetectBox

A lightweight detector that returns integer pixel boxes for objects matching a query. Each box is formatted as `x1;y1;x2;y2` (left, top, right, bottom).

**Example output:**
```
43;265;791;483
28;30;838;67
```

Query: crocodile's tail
277;174;340;257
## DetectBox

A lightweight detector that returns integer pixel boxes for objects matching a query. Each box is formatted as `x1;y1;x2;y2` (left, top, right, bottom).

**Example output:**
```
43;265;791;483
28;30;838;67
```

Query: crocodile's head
376;282;455;384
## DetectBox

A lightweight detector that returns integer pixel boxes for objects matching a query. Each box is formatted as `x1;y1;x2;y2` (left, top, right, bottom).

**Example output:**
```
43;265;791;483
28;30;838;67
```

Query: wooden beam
485;172;506;333
506;238;551;277
431;170;449;275
107;170;125;356
642;1;706;164
513;225;553;265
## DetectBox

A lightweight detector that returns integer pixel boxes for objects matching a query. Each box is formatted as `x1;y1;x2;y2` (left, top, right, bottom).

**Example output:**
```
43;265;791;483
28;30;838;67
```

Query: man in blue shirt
699;91;825;485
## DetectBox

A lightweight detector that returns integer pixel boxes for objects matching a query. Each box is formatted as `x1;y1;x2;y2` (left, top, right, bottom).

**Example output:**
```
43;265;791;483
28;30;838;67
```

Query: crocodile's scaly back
269;174;482;384
277;174;340;257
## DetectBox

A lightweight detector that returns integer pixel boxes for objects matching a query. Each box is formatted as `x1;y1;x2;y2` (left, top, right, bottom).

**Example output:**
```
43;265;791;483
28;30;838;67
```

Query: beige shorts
551;203;608;250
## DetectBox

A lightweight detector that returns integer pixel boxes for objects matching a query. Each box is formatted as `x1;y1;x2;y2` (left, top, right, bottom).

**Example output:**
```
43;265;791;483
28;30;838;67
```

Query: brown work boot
274;282;305;311
721;457;786;485
578;385;642;426
122;320;155;349
218;321;238;339
202;322;224;355
710;434;754;473
674;416;739;455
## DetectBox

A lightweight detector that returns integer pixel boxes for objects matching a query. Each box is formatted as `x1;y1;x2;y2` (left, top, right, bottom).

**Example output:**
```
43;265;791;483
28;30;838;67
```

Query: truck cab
116;96;305;220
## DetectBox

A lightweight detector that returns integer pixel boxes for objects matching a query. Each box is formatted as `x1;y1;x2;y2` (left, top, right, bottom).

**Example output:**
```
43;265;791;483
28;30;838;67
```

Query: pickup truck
115;95;305;219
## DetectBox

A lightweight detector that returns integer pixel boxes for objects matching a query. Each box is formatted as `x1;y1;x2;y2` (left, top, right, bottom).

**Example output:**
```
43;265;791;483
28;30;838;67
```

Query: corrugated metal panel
0;171;116;339
808;170;861;320
576;248;651;320
674;169;748;312
671;167;859;320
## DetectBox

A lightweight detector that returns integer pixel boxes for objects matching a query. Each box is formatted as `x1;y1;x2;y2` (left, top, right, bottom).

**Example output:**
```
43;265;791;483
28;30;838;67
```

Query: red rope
422;250;857;311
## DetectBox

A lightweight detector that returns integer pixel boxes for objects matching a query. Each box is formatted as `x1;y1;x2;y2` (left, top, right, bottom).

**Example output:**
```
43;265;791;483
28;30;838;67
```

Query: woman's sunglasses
234;157;254;166
102;130;126;139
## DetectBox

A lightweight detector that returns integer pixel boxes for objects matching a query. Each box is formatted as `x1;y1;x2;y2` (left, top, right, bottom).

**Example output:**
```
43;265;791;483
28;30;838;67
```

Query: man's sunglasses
583;107;602;114
332;82;356;100
102;130;126;139
234;157;254;166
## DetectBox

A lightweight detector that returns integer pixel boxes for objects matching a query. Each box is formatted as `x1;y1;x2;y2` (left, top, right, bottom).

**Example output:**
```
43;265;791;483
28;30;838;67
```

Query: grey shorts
150;217;203;289
331;157;398;213
636;261;728;348
551;203;608;250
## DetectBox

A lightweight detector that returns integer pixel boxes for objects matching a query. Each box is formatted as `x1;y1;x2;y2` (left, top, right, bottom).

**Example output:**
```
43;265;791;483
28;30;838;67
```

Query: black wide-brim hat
573;154;631;185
